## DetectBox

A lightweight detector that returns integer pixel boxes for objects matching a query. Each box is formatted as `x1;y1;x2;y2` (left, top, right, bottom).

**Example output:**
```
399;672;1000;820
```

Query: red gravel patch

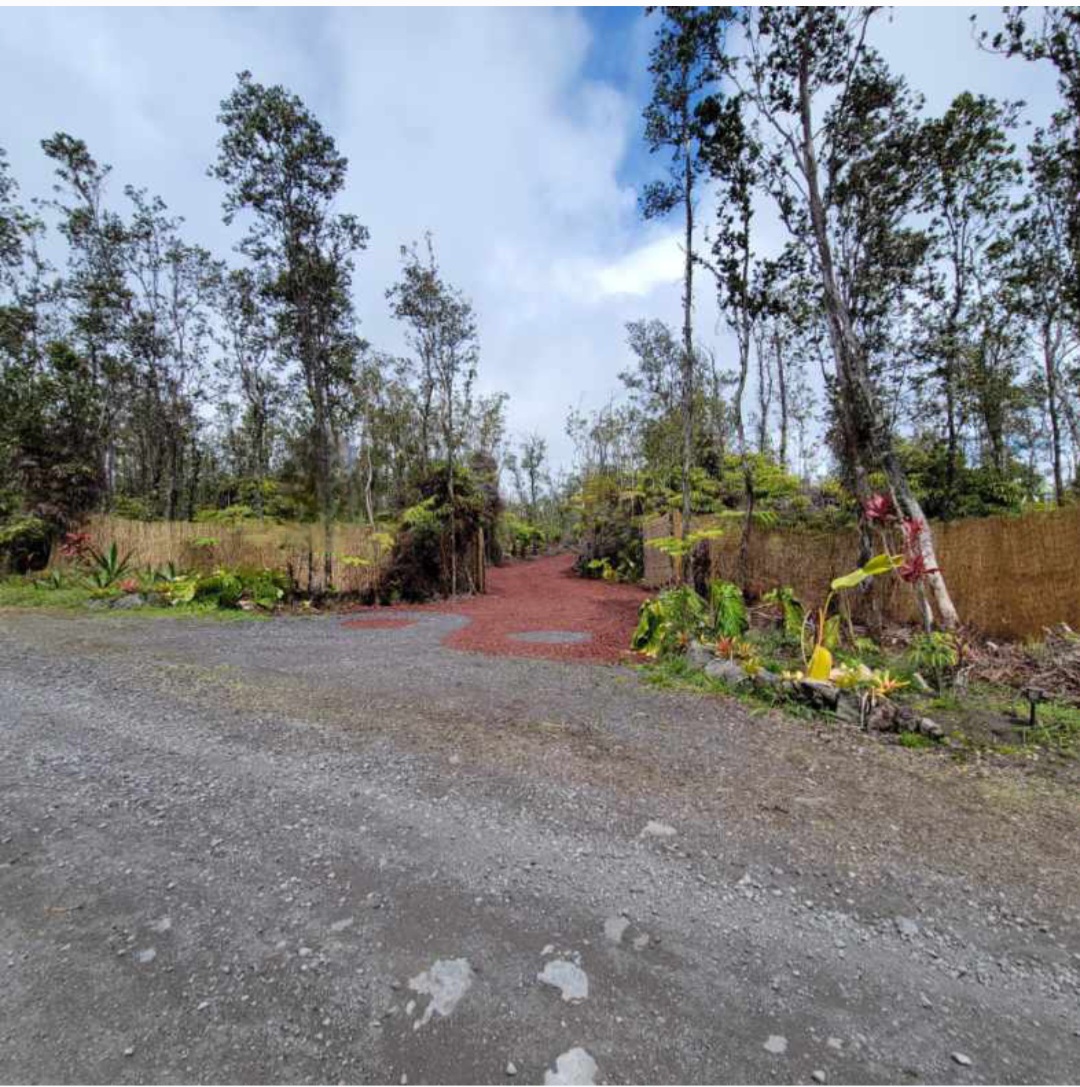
344;553;649;663
340;618;417;630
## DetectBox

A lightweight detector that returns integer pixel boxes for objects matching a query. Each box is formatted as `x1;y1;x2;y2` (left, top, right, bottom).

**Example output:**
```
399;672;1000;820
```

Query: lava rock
704;659;752;688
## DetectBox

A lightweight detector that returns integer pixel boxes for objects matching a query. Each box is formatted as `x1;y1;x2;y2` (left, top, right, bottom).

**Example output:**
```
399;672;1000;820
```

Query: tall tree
388;235;478;595
217;267;283;517
122;186;221;518
642;6;734;545
918;93;1023;516
734;7;960;627
519;433;548;522
986;8;1080;318
41;133;130;508
213;71;368;588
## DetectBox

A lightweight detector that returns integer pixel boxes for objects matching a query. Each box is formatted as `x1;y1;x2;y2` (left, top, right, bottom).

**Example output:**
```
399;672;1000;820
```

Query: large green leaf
861;553;903;576
830;568;868;591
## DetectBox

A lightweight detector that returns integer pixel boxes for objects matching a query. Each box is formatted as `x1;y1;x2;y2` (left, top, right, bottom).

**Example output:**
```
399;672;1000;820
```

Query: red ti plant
59;531;93;562
862;492;897;524
863;494;939;630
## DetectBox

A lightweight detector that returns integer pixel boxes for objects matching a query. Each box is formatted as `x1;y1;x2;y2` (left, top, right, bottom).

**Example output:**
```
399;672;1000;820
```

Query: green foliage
573;471;643;582
154;565;286;610
84;542;134;588
1013;700;1080;751
892;439;1038;520
898;730;936;749
646;526;726;560
908;631;960;677
708;579;748;638
194;569;244;608
762;585;805;644
0;515;53;573
111;496;157;522
0;575;94;609
401;496;441;536
632;585;708;657
500;512;546;558
194;504;262;525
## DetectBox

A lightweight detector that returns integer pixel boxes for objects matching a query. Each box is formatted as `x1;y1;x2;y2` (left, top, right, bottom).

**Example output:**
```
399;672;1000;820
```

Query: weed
898;731;935;749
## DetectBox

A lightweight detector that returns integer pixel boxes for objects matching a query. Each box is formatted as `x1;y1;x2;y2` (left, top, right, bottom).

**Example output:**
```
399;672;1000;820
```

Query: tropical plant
763;585;805;643
908;630;960;690
708;579;748;638
805;553;903;680
83;542;134;589
632;585;709;657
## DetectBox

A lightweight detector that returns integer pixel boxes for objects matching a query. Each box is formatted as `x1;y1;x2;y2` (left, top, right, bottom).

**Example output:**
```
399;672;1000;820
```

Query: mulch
341;553;649;663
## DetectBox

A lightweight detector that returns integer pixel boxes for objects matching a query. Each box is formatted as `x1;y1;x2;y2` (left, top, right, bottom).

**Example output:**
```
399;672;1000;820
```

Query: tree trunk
446;388;457;597
1043;319;1065;505
734;323;753;589
680;142;695;557
775;330;789;472
796;44;959;629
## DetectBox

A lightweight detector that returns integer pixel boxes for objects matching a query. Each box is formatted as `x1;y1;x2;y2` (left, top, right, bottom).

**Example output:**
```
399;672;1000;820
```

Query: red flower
863;493;897;523
119;578;140;594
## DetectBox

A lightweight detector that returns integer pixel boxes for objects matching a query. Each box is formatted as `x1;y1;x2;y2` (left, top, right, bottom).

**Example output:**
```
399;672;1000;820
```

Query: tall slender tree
642;6;734;548
388;235;478;595
212;71;368;588
734;7;960;627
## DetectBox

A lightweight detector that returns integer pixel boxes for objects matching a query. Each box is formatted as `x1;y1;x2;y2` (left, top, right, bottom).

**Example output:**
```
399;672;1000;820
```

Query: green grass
0;577;97;609
897;730;935;749
0;576;265;622
637;655;816;719
1009;699;1080;751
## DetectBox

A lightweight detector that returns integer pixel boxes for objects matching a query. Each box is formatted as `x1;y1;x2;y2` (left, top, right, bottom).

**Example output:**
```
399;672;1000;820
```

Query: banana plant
805;553;903;681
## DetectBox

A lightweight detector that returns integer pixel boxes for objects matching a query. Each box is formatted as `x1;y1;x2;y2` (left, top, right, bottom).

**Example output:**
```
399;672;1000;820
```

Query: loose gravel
1;602;1079;1083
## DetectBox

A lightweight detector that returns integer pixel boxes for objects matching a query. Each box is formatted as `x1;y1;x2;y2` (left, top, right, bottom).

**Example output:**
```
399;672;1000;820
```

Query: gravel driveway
1;607;1078;1084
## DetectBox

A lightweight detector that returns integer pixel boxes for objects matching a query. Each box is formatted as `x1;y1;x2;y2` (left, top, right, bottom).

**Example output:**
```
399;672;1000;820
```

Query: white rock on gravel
763;1035;788;1055
544;1047;597;1086
951;1052;973;1067
641;821;677;838
408;958;475;1027
603;916;629;944
895;916;920;939
537;959;589;1003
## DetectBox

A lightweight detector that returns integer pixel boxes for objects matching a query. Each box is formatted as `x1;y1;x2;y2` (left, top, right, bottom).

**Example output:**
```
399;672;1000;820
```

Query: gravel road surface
1;607;1078;1084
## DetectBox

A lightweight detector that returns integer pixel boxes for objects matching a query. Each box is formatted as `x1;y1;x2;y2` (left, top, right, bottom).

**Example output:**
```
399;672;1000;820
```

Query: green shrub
632;585;709;657
111;495;156;521
0;515;54;573
84;542;134;588
195;570;244;608
709;580;748;638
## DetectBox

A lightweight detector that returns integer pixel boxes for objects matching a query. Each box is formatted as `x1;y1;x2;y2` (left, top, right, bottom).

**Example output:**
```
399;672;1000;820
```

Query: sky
0;6;1062;475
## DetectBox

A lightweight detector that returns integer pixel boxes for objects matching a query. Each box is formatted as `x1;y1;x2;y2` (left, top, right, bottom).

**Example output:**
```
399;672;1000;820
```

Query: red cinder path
346;553;650;663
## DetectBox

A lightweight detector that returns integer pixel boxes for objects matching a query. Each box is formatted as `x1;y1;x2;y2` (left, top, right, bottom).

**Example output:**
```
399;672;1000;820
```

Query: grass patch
637;656;816;719
897;730;935;749
0;577;265;622
0;577;97;610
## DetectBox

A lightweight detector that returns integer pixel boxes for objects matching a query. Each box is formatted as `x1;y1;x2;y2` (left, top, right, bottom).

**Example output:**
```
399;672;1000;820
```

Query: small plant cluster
631;546;960;745
501;513;546;559
631;577;749;658
35;533;287;611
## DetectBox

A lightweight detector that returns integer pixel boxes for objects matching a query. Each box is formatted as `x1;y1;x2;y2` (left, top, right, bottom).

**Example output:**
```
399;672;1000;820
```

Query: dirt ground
1;561;1079;1084
346;553;650;664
